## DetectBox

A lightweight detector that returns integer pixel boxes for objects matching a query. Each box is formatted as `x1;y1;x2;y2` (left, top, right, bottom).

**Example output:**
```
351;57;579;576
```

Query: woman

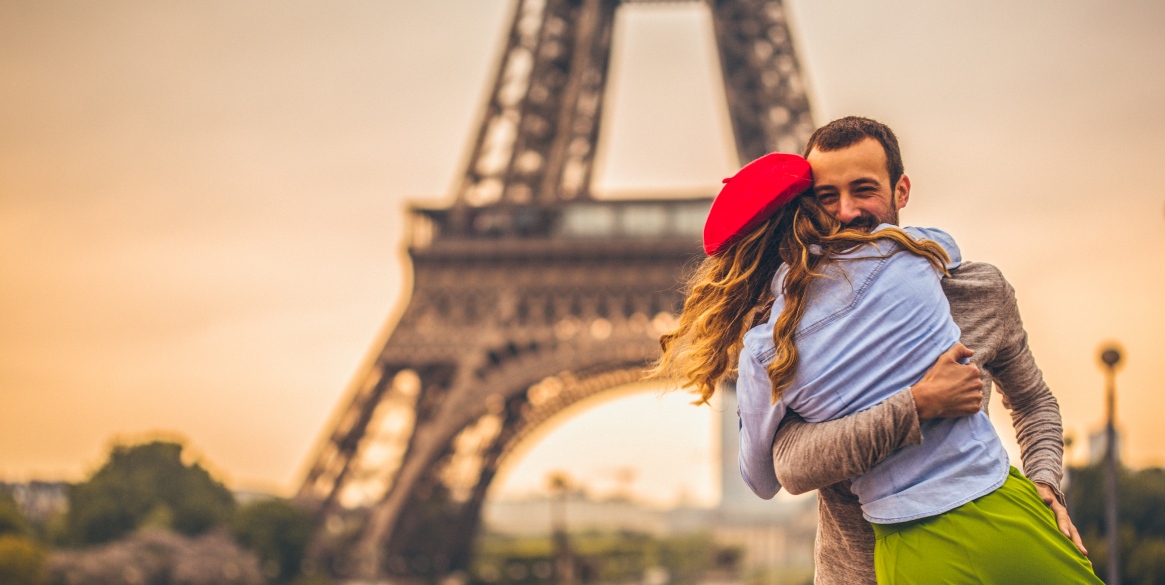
651;153;1099;584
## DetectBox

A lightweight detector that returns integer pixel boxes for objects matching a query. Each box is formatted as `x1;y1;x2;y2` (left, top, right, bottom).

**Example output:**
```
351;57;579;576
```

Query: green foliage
63;440;235;546
1128;538;1165;585
742;567;813;585
47;529;265;585
42;508;70;546
289;574;334;585
0;535;48;585
656;533;720;582
232;498;315;583
0;488;29;537
1067;464;1165;584
471;531;721;585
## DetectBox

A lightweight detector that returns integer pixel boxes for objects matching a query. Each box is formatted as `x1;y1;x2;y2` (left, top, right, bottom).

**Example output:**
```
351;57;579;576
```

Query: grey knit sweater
770;261;1065;585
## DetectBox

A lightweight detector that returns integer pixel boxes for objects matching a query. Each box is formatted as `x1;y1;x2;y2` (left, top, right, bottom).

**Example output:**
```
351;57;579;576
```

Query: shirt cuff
1028;469;1066;507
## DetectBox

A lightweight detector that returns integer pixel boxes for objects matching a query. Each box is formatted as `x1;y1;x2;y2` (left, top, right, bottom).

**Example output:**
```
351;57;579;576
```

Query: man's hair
803;116;904;189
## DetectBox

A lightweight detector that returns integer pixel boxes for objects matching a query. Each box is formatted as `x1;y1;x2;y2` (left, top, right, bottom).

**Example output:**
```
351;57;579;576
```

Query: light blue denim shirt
736;226;1010;523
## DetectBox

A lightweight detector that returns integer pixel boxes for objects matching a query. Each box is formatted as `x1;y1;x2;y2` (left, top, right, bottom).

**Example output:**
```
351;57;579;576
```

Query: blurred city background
1;1;1163;584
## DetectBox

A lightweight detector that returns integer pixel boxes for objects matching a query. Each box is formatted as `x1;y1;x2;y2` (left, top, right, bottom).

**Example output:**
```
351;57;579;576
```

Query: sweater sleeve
771;388;923;495
986;269;1066;504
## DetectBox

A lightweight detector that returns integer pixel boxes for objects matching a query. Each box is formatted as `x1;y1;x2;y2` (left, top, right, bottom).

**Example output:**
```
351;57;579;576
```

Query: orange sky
2;1;1163;502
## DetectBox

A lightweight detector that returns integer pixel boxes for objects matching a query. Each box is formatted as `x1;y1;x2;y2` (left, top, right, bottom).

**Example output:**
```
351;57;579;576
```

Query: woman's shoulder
828;225;961;277
826;225;956;309
887;225;962;270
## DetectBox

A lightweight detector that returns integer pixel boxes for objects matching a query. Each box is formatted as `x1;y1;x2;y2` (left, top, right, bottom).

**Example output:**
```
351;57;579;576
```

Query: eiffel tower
296;0;813;580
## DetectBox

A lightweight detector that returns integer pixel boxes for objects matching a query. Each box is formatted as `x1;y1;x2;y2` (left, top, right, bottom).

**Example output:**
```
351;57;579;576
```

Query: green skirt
872;466;1102;585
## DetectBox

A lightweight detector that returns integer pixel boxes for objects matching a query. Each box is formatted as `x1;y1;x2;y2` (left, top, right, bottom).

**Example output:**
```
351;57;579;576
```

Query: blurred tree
0;488;29;537
1128;538;1165;585
289;576;334;585
63;440;235;545
0;487;49;584
1068;464;1165;584
0;534;48;585
48;529;263;585
232;498;314;583
471;531;721;585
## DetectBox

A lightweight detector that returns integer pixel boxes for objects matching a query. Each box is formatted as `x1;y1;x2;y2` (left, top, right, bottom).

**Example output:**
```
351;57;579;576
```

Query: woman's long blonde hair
648;194;950;405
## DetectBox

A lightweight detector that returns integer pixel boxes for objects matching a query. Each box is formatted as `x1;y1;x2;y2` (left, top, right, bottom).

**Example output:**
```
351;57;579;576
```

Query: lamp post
1099;344;1123;585
547;472;576;585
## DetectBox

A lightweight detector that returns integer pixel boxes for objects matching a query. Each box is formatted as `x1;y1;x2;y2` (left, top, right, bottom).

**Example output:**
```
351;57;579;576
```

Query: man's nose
836;196;862;224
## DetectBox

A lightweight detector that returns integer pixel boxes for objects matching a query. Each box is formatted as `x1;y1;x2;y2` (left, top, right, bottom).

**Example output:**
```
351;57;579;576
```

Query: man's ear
894;174;911;210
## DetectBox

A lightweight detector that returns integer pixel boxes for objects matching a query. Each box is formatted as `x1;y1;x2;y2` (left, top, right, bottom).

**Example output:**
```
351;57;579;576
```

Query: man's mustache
842;213;881;232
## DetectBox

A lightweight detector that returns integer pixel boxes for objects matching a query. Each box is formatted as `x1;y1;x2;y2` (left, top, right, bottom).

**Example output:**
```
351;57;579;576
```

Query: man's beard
842;212;884;232
842;205;899;232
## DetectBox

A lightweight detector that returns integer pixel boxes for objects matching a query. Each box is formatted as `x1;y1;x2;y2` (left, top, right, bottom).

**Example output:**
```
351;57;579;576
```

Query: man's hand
1035;481;1088;555
911;343;983;420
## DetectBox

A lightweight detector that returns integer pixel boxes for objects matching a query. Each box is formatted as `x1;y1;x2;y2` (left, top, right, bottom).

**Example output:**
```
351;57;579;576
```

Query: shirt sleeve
736;346;786;500
771;388;924;495
985;268;1067;504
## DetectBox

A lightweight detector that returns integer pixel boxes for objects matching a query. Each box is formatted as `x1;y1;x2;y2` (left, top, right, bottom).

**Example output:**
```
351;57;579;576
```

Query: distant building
718;384;778;522
233;489;279;506
1088;427;1124;465
716;384;811;522
3;480;69;524
485;492;677;536
483;385;817;575
714;384;816;573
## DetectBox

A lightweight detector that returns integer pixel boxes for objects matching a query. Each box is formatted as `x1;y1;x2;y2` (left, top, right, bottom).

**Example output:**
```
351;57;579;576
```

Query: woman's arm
735;346;787;499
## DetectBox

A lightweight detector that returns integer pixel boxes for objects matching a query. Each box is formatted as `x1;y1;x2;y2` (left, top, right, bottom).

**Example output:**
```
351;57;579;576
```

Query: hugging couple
652;116;1101;584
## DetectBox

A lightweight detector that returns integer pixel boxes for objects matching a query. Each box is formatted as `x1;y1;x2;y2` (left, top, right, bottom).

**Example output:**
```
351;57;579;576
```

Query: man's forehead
811;172;883;189
806;138;890;185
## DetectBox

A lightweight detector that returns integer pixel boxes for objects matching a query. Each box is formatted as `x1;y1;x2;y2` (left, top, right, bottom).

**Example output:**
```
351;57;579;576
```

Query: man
756;117;1085;583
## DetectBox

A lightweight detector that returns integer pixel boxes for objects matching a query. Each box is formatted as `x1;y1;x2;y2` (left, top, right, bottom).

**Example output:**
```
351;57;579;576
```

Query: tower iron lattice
296;0;813;579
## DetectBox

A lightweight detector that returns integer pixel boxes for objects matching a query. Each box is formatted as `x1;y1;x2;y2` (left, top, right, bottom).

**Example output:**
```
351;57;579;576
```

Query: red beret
703;153;813;256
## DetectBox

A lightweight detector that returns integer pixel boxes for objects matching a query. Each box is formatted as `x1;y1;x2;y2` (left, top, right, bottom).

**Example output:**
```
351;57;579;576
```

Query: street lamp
546;472;576;585
1098;343;1124;585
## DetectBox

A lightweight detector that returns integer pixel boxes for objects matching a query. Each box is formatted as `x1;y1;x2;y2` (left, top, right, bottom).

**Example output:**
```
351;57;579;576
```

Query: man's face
806;137;910;228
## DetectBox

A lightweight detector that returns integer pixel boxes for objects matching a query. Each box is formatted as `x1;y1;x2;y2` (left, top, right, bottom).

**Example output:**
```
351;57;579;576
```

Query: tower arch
297;0;813;579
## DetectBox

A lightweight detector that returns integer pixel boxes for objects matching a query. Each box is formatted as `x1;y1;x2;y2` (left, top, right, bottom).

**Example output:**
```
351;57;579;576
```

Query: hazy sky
2;1;1163;505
